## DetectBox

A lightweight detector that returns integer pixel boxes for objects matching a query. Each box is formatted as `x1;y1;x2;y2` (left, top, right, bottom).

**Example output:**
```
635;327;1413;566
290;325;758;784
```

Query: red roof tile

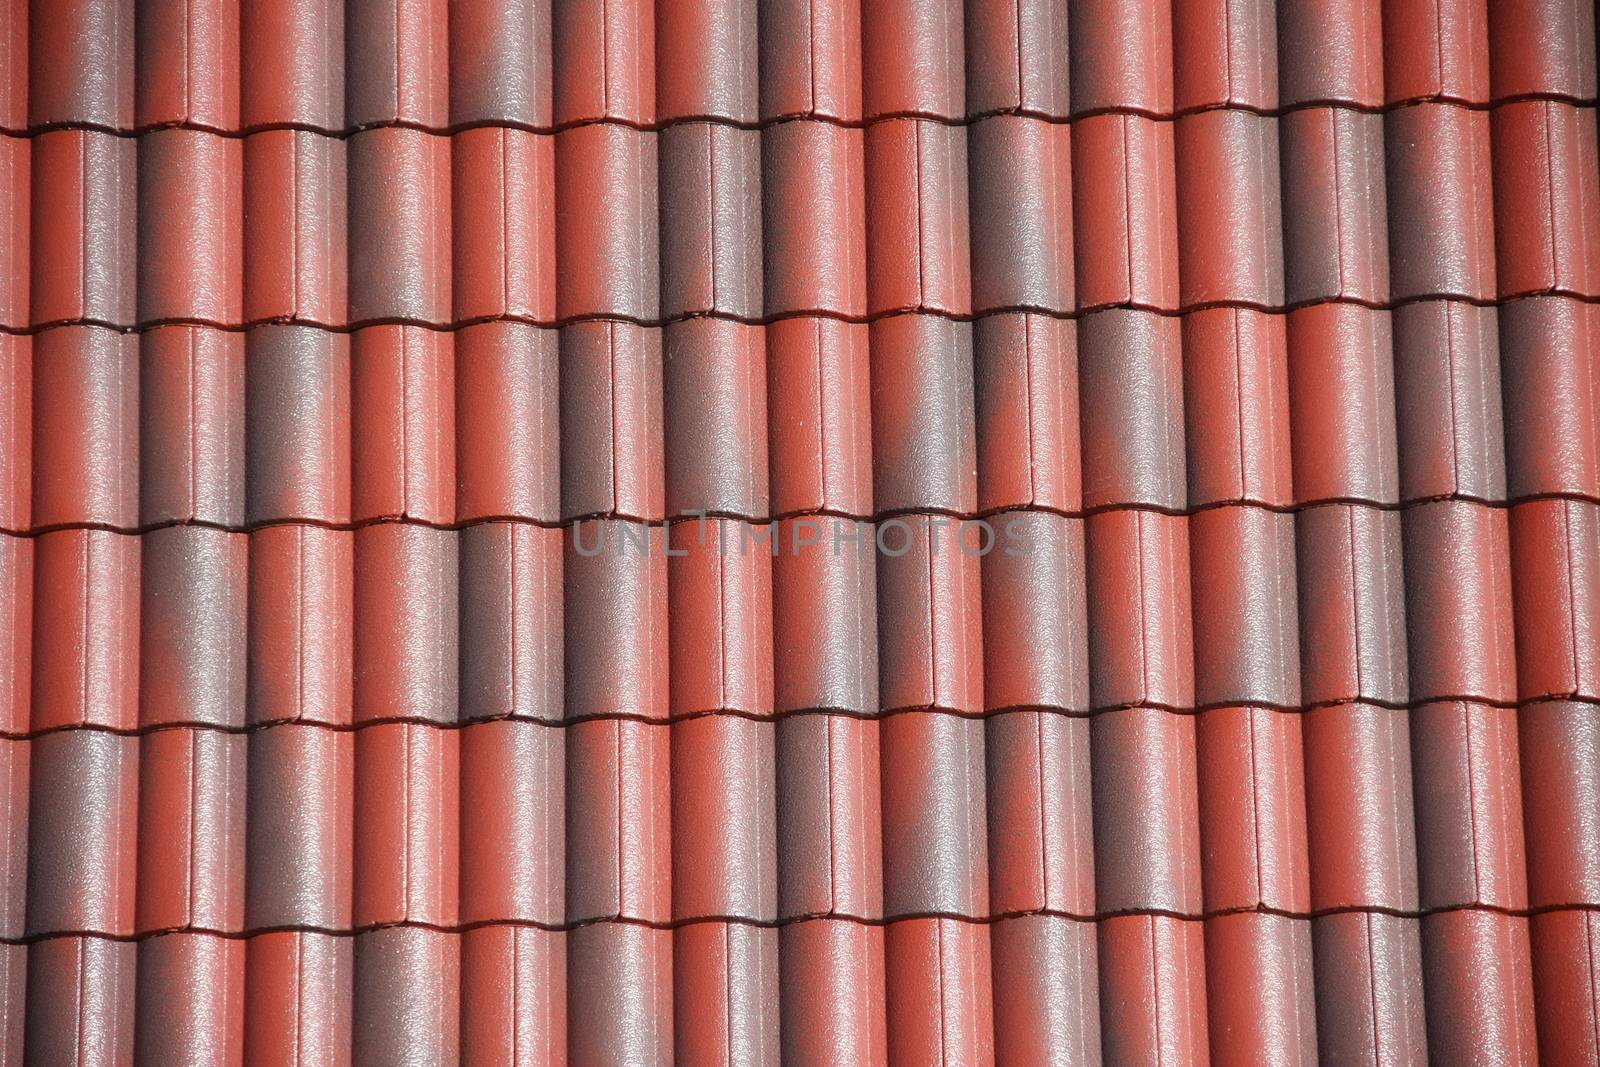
3;3;1600;1064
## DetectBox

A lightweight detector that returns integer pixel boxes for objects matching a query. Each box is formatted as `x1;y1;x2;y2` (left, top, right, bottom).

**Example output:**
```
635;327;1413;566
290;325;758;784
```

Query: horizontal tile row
4;908;1595;1066
2;299;1599;532
4;701;1596;938
0;103;1596;329
9;0;1597;135
0;494;1594;730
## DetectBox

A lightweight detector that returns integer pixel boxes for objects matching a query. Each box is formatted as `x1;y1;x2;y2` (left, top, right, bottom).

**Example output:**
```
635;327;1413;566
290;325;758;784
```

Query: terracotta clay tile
884;918;993;1062
352;927;461;1067
775;712;883;918
672;716;776;920
880;712;988;917
1286;303;1398;505
1078;309;1185;511
246;524;354;727
458;522;563;723
860;0;964;120
1402;500;1516;703
1385;102;1497;301
1392;300;1505;502
347;128;451;325
454;321;560;523
30;129;135;327
0;135;27;330
1302;702;1419;911
1171;0;1277;110
28;0;132;128
0;338;25;531
989;915;1100;1065
24;937;135;1064
1421;911;1538;1065
1530;911;1600;1067
1518;700;1600;908
350;324;455;523
669;517;772;717
461;925;566;1065
1500;296;1600;499
1085;510;1194;708
1493;101;1600;299
1280;107;1390;305
973;315;1079;513
243;130;348;325
450;126;556;324
244;723;353;929
1175;109;1284;308
658;123;761;319
564;715;670;921
244;932;353;1067
758;0;861;122
353;523;459;724
674;923;780;1065
655;0;758;123
353;722;459;927
1090;707;1201;913
663;319;767;519
559;321;663;521
1071;114;1179;312
30;528;139;732
1512;500;1600;701
1276;0;1384;107
869;314;975;514
967;116;1074;315
985;709;1094;913
138;327;245;526
1196;705;1309;912
0;738;25;939
141;132;244;321
554;124;658;321
1182;308;1291;509
1295;504;1410;706
0;2;24;130
982;512;1088;712
563;521;668;720
448;0;552;127
772;519;878;716
239;0;344;129
1411;700;1527;910
1204;913;1318;1067
1190;507;1300;706
344;0;447;128
964;0;1070;117
1311;913;1428;1066
566;924;672;1065
761;121;866;317
779;920;887;1064
1383;0;1489;105
875;515;984;714
139;525;247;728
134;933;244;1065
0;537;27;735
458;720;564;925
31;324;138;528
135;0;238;129
135;729;245;933
766;317;872;518
1068;0;1173;113
1096;915;1208;1067
26;729;137;936
1488;0;1597;101
551;0;653;125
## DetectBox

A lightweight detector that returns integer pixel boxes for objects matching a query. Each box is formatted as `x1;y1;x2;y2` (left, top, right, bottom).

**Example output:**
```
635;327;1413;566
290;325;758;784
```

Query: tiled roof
1;0;1599;1064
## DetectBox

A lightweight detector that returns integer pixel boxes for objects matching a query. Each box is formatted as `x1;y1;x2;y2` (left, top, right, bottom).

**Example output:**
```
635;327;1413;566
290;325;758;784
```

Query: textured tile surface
3;0;1600;1064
